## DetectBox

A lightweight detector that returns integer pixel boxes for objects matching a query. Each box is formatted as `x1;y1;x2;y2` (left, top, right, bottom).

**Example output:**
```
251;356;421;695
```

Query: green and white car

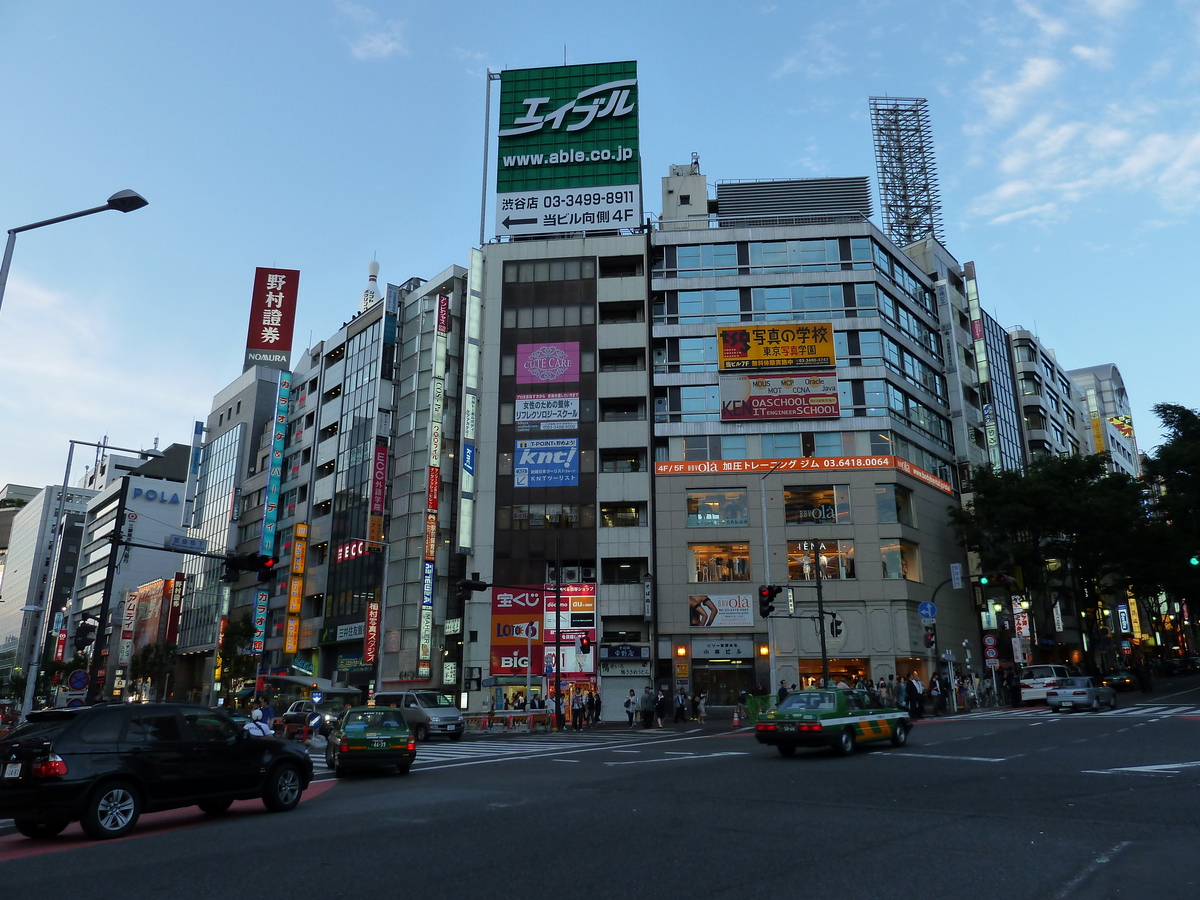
754;688;912;757
325;707;416;776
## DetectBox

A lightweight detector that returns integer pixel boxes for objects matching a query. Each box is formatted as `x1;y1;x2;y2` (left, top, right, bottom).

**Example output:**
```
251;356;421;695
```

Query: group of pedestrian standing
624;686;706;729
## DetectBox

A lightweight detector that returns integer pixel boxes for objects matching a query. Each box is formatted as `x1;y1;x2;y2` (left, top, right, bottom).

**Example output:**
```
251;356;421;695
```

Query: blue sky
1;0;1195;487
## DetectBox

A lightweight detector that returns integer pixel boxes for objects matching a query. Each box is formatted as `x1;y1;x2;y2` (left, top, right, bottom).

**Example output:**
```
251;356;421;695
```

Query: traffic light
1189;554;1199;567
923;625;937;648
256;555;279;583
456;579;489;604
72;621;96;652
830;616;843;638
579;636;593;655
758;585;782;618
223;553;278;582
980;573;1014;589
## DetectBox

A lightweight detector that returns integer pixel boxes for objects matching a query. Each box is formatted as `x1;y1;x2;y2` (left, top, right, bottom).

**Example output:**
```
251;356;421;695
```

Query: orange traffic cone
732;708;741;728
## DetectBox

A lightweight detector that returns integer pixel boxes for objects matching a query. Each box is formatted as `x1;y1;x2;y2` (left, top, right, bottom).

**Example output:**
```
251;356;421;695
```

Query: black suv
0;703;313;840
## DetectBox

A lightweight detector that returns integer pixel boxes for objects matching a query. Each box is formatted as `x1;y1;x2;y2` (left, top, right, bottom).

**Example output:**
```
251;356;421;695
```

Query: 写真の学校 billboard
496;61;641;237
717;323;834;370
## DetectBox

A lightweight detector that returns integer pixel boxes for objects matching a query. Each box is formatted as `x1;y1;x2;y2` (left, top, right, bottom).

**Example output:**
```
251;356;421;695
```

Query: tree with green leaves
951;453;1148;671
130;642;177;700
215;615;256;703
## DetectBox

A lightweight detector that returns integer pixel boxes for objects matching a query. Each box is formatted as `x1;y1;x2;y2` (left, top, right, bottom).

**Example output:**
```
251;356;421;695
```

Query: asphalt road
4;679;1200;899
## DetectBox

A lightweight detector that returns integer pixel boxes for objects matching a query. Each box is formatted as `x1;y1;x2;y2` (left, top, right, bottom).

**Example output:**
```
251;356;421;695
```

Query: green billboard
495;61;641;237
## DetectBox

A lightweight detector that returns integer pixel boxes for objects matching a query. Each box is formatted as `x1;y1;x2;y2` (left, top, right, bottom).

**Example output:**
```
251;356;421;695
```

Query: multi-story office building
0;485;96;688
1066;363;1140;477
0;484;41;681
1007;329;1093;461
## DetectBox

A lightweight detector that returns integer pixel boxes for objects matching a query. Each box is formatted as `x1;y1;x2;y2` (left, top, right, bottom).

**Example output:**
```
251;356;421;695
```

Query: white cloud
773;21;848;79
0;276;202;487
976;57;1061;122
349;21;407;60
1080;0;1137;17
1017;1;1067;36
1071;44;1113;67
988;202;1058;224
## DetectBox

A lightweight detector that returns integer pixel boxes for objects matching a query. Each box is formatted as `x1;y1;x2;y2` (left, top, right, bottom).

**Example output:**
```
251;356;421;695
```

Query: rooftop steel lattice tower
869;97;944;246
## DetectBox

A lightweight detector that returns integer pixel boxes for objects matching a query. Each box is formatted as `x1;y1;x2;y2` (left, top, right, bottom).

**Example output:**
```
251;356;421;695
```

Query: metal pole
479;70;495;248
554;539;563;732
815;545;829;688
758;460;785;696
21;442;76;717
375;539;389;693
0;204;114;319
0;231;16;319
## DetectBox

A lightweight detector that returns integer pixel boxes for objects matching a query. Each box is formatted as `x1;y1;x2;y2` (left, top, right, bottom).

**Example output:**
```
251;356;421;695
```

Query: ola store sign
496;61;641;237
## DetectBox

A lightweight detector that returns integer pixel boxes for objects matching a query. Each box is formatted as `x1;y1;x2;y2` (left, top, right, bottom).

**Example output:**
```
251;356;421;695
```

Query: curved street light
0;189;149;318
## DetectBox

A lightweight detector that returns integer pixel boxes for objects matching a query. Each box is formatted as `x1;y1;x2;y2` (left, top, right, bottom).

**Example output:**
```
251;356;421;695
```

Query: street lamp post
759;460;788;693
21;438;163;717
0;190;148;319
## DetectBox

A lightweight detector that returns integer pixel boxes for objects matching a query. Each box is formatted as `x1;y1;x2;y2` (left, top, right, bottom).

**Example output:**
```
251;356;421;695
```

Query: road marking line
1051;841;1130;900
604;751;746;766
611;750;640;754
1084;759;1200;776
664;751;695;755
885;751;1008;763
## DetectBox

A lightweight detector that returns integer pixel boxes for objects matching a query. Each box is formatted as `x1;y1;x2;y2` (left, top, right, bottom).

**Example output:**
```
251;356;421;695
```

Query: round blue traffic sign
307;713;323;729
918;601;937;619
66;669;89;691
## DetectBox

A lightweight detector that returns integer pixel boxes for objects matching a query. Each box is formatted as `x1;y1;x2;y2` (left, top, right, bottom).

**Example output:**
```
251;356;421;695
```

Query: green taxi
754;688;911;757
325;706;416;776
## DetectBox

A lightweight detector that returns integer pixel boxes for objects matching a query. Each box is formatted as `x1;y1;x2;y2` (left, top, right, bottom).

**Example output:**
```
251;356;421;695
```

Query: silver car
1046;676;1117;713
374;691;465;741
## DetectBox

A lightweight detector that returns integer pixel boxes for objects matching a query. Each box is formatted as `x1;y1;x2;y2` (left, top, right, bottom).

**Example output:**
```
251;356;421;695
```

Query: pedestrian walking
624;689;637;728
908;673;923;720
655;690;667;728
571;691;586;731
697;691;707;724
777;680;789;704
736;688;749;721
594;692;602;724
690;691;700;721
639;686;655;728
929;676;942;716
585;691;596;726
674;688;688;723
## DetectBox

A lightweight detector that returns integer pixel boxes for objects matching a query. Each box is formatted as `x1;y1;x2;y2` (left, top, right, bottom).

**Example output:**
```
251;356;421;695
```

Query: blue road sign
307;713;323;729
918;601;937;619
67;669;89;691
311;691;323;704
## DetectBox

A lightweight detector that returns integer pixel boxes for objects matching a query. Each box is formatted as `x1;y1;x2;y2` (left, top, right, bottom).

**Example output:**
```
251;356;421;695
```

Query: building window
600;448;647;473
784;485;851;525
600;398;646;422
497;504;595;530
688;543;750;582
787;539;855;580
875;484;915;526
881;539;920;581
676;244;737;278
763;432;846;459
682;435;746;460
600;503;646;527
601;558;648;584
686;490;749;527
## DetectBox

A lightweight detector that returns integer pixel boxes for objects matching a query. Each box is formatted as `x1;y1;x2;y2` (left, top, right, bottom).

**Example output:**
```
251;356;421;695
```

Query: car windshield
779;691;837;711
343;710;407;731
3;711;77;742
415;692;456;709
1020;667;1055;679
1060;677;1092;688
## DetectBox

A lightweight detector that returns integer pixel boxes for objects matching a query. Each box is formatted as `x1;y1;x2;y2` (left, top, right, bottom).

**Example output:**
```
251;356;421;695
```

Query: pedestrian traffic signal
758;585;782;618
579;636;593;654
923;625;937;648
830;616;843;638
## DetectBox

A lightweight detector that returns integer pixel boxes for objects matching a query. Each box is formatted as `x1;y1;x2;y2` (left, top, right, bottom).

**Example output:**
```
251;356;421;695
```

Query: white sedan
1046;676;1117;712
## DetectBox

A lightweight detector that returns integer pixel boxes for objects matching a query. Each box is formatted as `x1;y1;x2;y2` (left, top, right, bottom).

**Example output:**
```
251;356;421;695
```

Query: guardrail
465;710;554;733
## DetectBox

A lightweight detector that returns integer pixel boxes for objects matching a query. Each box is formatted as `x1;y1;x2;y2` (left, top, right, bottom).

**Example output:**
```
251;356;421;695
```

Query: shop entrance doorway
691;661;753;706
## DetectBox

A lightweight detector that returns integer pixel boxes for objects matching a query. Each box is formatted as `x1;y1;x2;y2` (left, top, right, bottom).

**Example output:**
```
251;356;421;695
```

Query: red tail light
32;754;68;778
339;742;349;753
1019;682;1032;689
756;723;776;731
407;739;416;751
1072;691;1087;696
1046;680;1058;688
799;723;823;732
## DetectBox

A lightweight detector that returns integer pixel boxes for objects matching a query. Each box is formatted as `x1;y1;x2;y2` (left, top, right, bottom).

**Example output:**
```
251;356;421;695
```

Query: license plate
371;739;387;748
778;723;795;732
1060;702;1072;709
3;763;21;779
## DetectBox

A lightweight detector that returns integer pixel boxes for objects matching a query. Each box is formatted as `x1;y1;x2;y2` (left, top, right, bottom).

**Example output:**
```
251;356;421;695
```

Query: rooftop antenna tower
868;97;944;246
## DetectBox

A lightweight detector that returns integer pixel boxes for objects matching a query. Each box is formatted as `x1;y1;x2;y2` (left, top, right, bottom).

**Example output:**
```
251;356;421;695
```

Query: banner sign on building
364;599;381;665
259;371;292;558
283;615;299;654
457;249;484;555
655;455;955;495
251;588;269;654
117;591;137;666
517;342;579;384
717;323;834;370
719;372;839;421
514;438;579;487
543;583;597;645
515;392;580;429
417;294;451;680
369;439;388;544
688;593;754;628
244;267;300;371
495;61;641;238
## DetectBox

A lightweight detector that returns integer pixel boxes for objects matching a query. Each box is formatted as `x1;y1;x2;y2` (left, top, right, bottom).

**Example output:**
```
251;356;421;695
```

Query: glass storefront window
875;484;915;526
688;543;750;582
686;490;749;527
881;539;920;580
784;485;851;525
787;539;855;580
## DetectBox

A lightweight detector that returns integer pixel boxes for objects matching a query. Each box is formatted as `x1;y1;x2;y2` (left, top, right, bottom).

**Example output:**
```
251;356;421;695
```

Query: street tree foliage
951;453;1147;657
130;642;177;699
1142;403;1200;600
217;615;256;700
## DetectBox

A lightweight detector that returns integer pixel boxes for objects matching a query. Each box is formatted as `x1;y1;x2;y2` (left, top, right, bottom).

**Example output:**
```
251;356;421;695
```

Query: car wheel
198;799;233;816
449;732;463;742
324;746;335;770
262;763;303;812
80;780;140;840
890;723;909;747
395;762;412;776
776;744;796;757
834;728;856;756
13;819;68;839
1090;698;1100;713
414;724;429;742
1110;696;1118;710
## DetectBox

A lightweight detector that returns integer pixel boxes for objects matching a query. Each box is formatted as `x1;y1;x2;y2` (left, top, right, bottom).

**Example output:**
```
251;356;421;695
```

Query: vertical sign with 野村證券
495;61;641;237
244;268;299;371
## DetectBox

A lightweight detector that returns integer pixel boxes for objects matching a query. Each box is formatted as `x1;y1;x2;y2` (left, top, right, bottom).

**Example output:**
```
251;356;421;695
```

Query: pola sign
495;61;642;238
